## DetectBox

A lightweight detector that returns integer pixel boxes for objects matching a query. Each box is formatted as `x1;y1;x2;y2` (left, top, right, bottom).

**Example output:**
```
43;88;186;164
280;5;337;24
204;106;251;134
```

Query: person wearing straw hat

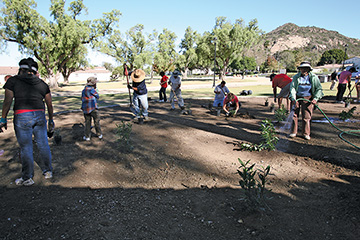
81;76;102;141
289;61;323;140
128;69;149;119
169;70;185;111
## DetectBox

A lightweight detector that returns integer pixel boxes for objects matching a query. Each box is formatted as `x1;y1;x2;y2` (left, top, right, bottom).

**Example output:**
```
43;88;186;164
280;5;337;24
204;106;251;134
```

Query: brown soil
0;96;359;240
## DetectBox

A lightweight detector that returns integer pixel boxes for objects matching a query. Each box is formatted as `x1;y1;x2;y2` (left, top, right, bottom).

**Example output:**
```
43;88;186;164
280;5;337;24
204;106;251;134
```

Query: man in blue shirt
128;69;149;120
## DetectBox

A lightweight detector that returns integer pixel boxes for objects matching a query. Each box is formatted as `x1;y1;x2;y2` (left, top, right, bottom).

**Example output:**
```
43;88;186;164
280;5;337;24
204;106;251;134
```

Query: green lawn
0;81;340;119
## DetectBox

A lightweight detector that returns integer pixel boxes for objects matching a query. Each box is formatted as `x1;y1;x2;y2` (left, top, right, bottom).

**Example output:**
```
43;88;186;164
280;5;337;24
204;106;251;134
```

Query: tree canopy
318;49;348;66
196;17;262;79
0;0;121;87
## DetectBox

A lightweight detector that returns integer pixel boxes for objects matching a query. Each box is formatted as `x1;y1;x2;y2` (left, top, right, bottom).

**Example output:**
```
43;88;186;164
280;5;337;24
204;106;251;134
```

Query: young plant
258;119;279;151
237;119;278;152
237;158;271;208
274;105;287;122
339;106;357;120
115;121;133;151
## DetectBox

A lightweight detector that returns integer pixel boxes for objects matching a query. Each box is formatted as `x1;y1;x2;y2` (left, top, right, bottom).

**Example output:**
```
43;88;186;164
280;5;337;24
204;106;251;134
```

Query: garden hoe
123;64;136;115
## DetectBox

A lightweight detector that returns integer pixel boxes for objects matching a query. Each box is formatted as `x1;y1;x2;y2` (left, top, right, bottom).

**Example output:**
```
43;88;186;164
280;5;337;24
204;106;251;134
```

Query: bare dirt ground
0;96;359;240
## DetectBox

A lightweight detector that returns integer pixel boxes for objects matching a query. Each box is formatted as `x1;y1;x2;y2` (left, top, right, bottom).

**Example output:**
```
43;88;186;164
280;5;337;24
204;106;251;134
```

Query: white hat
297;62;313;71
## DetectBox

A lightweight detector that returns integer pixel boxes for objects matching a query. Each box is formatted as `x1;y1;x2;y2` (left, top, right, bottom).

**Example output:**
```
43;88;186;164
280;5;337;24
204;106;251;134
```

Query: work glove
225;112;230;117
0;118;7;133
47;119;55;138
127;84;132;89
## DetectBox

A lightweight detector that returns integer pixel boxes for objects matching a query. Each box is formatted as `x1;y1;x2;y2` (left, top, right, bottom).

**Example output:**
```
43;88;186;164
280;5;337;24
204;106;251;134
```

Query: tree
230;56;257;72
196;17;262;79
318;49;347;66
177;27;200;78
98;24;155;72
153;28;178;74
60;45;89;84
0;0;121;88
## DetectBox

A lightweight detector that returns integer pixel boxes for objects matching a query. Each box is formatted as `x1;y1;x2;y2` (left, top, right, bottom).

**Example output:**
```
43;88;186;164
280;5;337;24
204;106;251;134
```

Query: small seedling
237;158;271;209
237;119;278;152
115;121;133;151
274;105;287;122
339;106;357;121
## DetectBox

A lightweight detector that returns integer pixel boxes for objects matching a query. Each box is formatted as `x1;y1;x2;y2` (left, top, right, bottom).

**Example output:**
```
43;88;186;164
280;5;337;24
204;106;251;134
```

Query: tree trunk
183;67;188;79
48;71;60;89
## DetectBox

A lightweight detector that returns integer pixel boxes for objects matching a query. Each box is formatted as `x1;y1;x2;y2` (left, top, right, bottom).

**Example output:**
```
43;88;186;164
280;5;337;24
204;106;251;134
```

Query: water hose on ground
295;98;360;150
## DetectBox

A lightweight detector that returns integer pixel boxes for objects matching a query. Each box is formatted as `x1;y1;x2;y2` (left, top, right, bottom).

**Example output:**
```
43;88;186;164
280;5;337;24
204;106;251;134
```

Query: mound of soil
1;97;359;239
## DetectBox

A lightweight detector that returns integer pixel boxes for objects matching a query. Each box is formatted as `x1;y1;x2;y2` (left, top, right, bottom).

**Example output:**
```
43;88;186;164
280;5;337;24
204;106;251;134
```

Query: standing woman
0;58;54;186
289;61;323;140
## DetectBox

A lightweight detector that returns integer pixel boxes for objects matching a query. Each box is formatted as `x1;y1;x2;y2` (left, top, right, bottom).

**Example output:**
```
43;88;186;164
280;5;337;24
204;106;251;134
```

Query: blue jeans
14;111;52;180
133;93;149;117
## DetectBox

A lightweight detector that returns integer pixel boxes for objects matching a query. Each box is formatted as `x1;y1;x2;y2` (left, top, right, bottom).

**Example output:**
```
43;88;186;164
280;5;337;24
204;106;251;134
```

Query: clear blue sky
1;0;359;66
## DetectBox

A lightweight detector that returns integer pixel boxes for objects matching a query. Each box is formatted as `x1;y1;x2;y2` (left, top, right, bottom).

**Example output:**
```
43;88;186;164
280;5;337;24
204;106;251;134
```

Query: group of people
271;62;323;140
0;57;357;186
271;62;360;141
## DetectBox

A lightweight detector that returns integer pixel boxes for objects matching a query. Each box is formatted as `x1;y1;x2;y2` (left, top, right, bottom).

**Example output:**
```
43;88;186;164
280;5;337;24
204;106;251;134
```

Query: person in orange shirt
159;71;168;102
272;74;292;111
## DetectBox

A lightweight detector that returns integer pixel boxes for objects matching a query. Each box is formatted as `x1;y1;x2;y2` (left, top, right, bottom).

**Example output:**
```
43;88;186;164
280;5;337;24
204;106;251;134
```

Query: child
81;77;102;141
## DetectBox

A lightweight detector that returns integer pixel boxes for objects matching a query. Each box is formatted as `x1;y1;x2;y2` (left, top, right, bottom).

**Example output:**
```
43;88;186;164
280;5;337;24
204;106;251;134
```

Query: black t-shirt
3;74;50;111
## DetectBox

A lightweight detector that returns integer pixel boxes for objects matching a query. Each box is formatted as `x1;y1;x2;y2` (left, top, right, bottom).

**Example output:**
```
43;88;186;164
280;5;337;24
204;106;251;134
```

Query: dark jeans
336;83;347;101
159;87;167;101
14;111;52;180
84;110;102;138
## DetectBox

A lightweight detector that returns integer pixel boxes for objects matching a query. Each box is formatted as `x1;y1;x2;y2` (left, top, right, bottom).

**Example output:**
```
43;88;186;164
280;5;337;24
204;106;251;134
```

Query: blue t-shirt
297;75;311;97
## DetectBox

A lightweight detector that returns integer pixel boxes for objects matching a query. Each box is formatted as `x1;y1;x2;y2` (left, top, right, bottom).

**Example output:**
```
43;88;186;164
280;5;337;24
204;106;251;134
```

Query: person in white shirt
213;81;229;107
169;71;185;110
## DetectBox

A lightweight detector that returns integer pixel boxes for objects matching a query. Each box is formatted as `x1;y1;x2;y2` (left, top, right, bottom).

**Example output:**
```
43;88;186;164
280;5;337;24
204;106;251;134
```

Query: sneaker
133;115;140;119
15;178;35;186
170;108;175;111
44;171;53;179
159;99;164;102
336;101;344;104
289;133;296;138
83;136;90;141
304;135;311;140
98;134;103;139
143;116;149;121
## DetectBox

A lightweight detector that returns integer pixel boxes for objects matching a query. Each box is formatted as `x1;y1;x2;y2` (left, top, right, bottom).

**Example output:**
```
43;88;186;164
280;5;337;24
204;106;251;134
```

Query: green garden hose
295;98;360;150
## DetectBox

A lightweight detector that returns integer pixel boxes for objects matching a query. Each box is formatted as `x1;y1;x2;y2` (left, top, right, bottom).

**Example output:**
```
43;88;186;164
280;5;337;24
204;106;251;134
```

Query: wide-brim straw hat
297;62;313;71
87;76;98;86
131;69;146;82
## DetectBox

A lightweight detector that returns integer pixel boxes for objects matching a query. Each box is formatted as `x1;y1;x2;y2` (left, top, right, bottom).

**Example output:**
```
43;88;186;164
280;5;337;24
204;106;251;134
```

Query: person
159;71;168;102
336;67;356;103
329;70;338;90
128;69;149;119
222;92;241;117
0;57;54;186
354;72;360;102
289;61;323;140
272;73;292;111
269;70;276;82
169;70;185;111
213;80;230;107
81;76;102;141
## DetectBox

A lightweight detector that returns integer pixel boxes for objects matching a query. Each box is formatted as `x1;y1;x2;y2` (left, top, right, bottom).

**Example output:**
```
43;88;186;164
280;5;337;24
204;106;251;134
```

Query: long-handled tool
123;64;133;105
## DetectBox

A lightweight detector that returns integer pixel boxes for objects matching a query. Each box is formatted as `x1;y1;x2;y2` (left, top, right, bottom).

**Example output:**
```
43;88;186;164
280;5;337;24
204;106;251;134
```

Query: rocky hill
248;23;360;67
265;23;360;56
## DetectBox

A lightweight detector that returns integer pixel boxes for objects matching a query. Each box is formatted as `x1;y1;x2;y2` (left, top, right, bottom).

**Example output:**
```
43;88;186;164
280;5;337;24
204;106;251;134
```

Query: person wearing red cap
272;73;292;111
